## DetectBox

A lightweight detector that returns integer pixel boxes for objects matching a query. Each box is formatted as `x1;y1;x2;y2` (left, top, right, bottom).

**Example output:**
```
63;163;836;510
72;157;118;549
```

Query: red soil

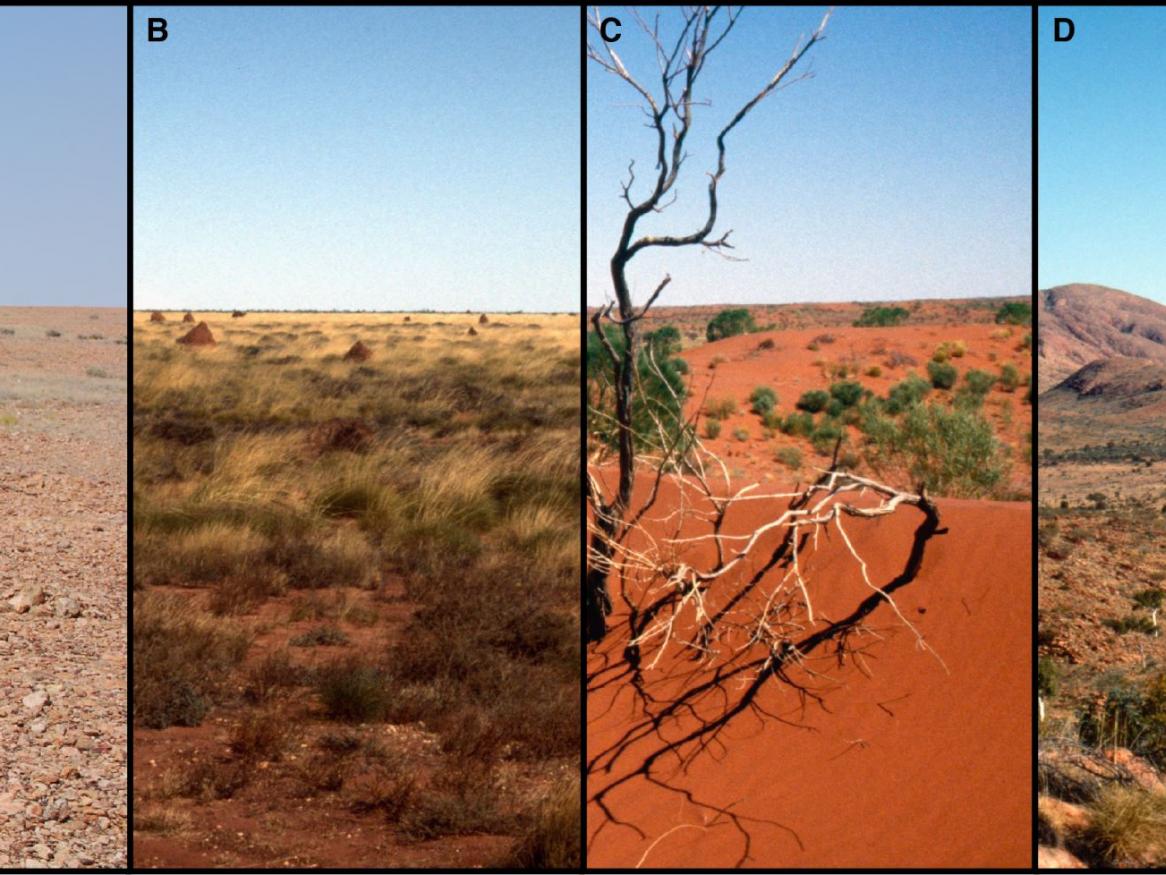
587;475;1032;868
183;312;195;323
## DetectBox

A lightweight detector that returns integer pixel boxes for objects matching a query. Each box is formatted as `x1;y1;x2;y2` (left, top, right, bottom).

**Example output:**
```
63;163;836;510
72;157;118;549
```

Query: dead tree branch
586;5;830;642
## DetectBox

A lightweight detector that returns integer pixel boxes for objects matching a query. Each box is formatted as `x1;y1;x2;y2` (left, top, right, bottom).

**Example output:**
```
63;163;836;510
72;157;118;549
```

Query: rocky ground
0;307;127;868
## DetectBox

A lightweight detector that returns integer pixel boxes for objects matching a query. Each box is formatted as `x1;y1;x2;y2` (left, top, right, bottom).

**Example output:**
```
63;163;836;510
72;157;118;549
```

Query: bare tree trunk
585;6;829;642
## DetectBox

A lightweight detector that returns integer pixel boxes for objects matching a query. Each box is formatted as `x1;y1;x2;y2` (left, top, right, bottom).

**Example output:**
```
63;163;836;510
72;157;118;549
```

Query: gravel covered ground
0;307;127;868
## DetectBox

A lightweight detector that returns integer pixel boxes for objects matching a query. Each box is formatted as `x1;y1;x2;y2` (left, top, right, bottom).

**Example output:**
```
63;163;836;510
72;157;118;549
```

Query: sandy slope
587;477;1031;868
677;321;1032;495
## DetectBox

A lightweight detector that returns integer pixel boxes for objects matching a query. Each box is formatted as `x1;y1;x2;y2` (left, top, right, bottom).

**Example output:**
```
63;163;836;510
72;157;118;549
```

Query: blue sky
1039;7;1166;303
587;6;1031;307
134;7;578;313
0;8;126;308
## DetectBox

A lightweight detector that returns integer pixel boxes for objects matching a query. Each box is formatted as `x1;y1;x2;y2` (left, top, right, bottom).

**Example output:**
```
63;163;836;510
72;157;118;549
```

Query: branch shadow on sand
586;492;944;867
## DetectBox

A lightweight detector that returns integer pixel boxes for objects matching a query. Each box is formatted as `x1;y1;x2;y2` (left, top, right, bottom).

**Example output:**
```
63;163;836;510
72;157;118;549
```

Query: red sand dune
675;322;1032;492
587;475;1031;868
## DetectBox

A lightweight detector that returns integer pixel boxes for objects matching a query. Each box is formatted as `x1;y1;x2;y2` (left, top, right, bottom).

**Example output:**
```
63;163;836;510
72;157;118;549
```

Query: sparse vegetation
133;312;579;861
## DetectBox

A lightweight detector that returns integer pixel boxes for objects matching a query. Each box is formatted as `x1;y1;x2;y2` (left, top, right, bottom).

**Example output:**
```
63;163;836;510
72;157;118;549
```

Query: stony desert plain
131;310;580;869
587;296;1033;868
0;307;128;868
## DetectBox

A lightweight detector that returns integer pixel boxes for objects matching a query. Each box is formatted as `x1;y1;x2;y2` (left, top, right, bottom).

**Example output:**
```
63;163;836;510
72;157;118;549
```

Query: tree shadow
586;492;944;866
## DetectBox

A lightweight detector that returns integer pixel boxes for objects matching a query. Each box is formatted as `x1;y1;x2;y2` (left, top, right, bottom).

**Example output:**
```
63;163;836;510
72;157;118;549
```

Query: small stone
54;596;82;618
8;584;45;613
22;690;49;715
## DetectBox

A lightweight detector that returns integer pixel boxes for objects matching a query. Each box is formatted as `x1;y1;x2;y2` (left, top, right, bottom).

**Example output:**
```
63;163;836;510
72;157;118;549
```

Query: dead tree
585;9;950;861
586;6;830;642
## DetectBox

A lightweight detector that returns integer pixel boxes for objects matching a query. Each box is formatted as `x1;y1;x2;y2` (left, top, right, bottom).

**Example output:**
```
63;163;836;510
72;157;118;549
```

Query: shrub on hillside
829;380;864;408
796;389;830;413
781;411;815;437
853;305;909;327
995;301;1032;326
893;402;1008;497
749;386;778;416
706;308;756;342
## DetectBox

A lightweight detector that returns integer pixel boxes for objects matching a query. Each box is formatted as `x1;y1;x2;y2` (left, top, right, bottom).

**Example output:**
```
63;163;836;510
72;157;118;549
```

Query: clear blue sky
134;7;578;313
587;6;1031;307
0;8;126;308
1039;8;1166;303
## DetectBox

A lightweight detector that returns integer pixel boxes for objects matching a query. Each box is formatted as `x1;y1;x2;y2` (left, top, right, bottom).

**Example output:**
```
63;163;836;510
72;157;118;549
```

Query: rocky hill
1038;284;1166;391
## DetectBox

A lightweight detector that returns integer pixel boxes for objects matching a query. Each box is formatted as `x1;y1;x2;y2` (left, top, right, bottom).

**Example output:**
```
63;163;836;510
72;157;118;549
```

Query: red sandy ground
587;477;1032;868
678;322;1032;493
131;580;528;869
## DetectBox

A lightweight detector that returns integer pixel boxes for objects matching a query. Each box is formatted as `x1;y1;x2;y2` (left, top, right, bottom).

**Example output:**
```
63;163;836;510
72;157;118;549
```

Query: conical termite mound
149;311;165;323
466;326;478;336
478;313;489;324
177;321;216;346
183;312;195;323
344;341;372;362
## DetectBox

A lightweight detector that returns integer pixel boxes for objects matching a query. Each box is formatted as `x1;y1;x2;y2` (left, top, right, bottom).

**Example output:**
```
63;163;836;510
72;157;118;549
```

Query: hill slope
1038;284;1166;391
1041;356;1166;455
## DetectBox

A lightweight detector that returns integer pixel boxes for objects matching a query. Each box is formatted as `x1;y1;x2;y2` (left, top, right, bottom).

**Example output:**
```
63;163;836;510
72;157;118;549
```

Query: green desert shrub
315;658;392;722
706;308;756;342
927;360;958;390
781;411;814;437
885;374;931;414
749;386;778;416
1133;589;1165;610
1102;615;1158;635
587;323;688;456
854;305;909;327
1079;673;1166;770
955;369;995;409
995;301;1032;326
999;362;1021;392
895;402;1008;497
810;420;843;455
829;380;864;408
796;389;830;413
